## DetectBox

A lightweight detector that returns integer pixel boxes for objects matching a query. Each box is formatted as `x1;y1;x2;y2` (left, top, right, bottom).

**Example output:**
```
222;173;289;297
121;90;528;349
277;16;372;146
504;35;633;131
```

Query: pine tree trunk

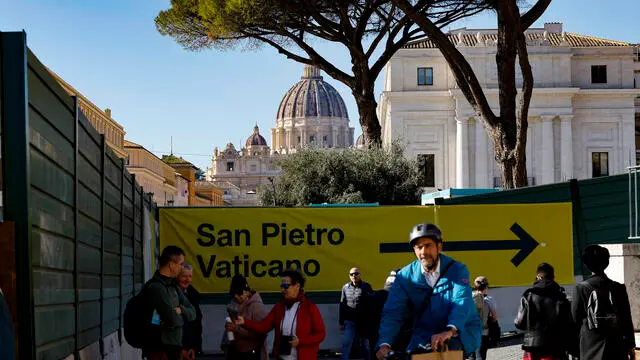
354;89;382;148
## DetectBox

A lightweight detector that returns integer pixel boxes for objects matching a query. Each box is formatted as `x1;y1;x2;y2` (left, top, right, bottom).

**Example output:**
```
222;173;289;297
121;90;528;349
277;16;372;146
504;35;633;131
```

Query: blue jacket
376;254;482;354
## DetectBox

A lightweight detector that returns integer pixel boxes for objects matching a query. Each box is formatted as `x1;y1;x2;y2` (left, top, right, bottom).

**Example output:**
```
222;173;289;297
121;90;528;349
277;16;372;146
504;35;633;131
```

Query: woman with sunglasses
226;269;326;360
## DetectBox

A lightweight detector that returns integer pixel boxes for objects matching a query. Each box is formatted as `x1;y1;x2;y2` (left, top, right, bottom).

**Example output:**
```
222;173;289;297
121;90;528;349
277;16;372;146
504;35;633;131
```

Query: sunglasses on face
280;283;291;289
350;272;360;276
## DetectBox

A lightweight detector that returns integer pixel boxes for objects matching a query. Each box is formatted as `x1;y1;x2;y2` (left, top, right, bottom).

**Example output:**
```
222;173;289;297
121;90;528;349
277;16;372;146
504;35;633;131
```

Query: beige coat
231;292;269;360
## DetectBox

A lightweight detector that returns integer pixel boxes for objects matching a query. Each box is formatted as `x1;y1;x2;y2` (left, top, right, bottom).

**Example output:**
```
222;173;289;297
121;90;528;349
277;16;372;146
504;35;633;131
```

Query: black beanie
582;245;610;275
229;274;250;296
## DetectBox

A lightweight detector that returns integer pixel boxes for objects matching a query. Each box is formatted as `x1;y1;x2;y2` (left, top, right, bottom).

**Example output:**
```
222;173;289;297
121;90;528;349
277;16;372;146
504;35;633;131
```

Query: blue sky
0;0;638;170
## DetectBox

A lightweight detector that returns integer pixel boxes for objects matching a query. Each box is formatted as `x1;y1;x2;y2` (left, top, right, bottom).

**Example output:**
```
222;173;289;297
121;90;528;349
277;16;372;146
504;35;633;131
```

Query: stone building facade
379;22;640;190
49;70;127;158
206;65;355;204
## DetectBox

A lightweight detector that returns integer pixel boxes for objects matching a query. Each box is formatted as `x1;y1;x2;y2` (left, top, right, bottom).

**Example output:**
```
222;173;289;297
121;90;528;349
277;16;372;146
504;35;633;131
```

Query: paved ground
198;338;526;359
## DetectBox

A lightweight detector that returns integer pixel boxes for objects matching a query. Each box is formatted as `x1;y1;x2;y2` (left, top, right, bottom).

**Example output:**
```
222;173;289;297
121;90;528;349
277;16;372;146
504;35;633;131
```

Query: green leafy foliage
259;143;423;206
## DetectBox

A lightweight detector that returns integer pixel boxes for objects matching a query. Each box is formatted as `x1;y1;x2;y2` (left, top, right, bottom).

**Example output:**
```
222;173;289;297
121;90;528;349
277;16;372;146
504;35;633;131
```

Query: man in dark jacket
144;245;197;360
178;263;203;359
515;263;572;360
571;245;635;360
340;266;373;360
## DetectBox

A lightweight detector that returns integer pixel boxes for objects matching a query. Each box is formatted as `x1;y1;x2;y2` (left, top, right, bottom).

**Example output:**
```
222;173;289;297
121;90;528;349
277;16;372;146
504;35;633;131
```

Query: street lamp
267;177;276;207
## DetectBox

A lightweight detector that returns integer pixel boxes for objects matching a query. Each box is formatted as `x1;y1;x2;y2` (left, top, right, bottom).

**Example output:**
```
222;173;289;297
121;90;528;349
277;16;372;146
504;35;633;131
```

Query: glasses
350;272;360;276
280;283;291;289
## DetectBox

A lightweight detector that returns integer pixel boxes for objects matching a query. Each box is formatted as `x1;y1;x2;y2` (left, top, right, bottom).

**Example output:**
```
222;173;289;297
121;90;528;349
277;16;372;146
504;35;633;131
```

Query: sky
0;0;638;170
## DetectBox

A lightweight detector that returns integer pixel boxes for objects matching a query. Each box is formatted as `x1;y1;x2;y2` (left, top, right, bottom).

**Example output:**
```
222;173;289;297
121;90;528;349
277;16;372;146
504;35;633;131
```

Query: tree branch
516;31;532;149
297;0;344;38
252;33;314;65
520;0;552;30
355;1;380;44
277;31;355;86
392;0;499;127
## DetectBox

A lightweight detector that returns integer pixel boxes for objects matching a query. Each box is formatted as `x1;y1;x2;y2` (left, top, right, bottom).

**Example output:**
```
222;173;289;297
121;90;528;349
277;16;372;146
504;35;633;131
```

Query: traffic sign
159;203;573;293
380;222;539;267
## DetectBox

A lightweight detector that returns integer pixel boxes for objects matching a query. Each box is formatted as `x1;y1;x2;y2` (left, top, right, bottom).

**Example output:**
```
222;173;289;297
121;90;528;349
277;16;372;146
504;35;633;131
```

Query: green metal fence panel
578;175;630;246
26;44;78;360
1;31;157;359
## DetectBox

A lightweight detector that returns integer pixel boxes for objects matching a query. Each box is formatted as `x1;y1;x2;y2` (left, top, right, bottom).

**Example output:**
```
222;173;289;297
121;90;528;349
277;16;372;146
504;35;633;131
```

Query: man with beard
375;223;482;360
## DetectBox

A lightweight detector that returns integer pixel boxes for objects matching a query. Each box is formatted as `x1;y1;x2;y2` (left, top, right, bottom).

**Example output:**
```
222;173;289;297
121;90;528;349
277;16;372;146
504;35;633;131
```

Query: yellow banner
159;203;573;293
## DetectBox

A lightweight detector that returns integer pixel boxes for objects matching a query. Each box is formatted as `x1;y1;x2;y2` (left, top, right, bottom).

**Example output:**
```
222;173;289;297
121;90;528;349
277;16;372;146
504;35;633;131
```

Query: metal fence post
131;175;136;294
119;158;125;343
139;186;144;287
99;134;106;356
0;31;35;360
569;179;588;277
72;95;80;358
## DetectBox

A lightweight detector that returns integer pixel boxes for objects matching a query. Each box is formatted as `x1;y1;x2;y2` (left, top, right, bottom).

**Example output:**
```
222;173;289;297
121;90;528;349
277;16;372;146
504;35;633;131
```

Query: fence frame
0;30;158;359
0;31;35;360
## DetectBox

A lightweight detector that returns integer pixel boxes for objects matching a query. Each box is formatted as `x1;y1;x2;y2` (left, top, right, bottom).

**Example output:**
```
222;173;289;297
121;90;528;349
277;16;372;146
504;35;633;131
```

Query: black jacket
339;281;373;325
571;275;635;360
514;279;572;356
361;289;389;344
181;285;203;352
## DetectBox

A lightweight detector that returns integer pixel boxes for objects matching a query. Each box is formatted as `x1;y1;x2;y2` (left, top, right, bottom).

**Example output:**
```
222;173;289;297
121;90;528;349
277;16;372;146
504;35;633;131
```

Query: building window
323;135;328;145
297;136;301;144
591;152;609;178
417;154;435;187
591;65;607;84
250;164;257;172
310;135;316;144
226;162;234;171
417;67;433;86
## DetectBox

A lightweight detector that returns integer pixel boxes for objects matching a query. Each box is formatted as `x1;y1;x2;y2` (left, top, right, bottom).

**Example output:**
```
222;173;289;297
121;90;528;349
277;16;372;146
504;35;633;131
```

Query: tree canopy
156;0;490;146
258;143;423;206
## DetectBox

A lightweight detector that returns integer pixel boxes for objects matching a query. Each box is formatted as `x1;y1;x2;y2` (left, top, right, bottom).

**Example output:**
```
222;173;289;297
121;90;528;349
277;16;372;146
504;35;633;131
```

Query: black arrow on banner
379;223;539;267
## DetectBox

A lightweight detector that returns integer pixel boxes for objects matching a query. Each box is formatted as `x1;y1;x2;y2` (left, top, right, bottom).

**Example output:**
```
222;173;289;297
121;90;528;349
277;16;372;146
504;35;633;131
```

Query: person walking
470;276;498;360
515;263;572;360
571;245;635;360
340;267;373;359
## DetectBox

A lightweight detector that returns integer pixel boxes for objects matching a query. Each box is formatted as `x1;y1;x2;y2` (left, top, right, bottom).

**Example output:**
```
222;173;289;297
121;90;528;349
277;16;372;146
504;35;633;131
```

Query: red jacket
242;294;326;360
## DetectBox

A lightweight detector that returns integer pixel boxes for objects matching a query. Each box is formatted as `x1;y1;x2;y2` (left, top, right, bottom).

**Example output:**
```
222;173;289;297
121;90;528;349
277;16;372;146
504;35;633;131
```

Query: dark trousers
469;335;490;360
227;345;262;360
146;345;181;360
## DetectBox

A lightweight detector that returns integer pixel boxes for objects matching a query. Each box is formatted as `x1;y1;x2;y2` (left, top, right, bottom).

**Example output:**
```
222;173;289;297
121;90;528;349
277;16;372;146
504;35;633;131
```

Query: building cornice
577;89;640;96
48;69;125;132
124;142;180;177
126;167;167;183
449;88;582;97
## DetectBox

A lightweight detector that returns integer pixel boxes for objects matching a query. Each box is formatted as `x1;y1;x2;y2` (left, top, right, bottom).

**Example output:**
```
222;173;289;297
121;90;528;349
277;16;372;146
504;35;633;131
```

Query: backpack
123;280;158;349
586;281;620;331
473;291;490;329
